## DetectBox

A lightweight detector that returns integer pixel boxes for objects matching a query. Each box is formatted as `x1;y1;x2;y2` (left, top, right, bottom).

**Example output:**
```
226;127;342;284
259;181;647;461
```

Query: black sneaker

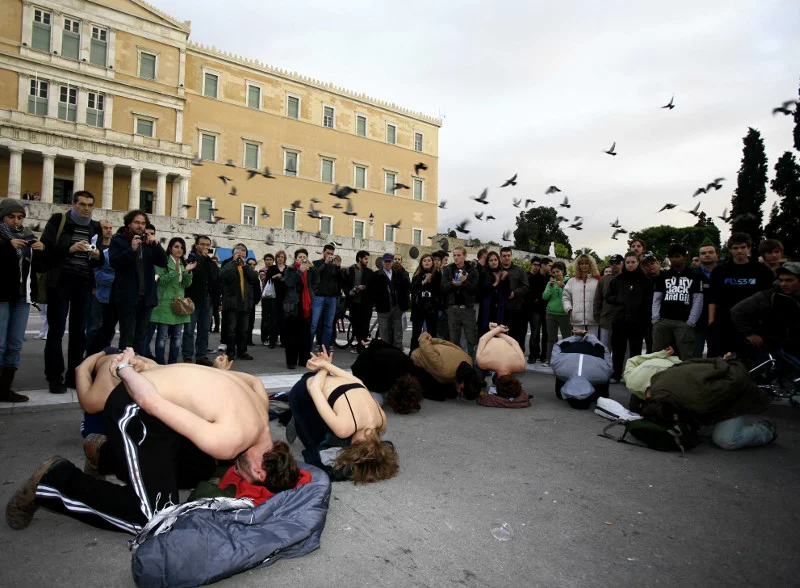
48;382;67;395
527;357;536;364
236;353;255;361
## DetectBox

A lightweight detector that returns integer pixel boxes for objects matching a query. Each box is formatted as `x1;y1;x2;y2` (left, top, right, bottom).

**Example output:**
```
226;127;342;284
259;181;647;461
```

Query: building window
135;117;154;137
61;17;80;60
286;95;299;119
28;79;48;116
203;72;219;99
321;158;334;183
323;105;334;129
139;190;154;214
198;198;214;221
32;9;52;52
354;165;367;190
242;204;256;226
412;228;423;246
319;215;332;235
384;224;396;242
200;133;216;161
244;142;259;169
284;151;298;177
90;26;107;67
386;123;397;145
385;172;397;195
58;85;77;122
86;92;105;127
356;115;367;137
247;84;261;109
413;178;423;201
139;52;157;80
414;132;423;152
282;210;296;230
353;219;365;239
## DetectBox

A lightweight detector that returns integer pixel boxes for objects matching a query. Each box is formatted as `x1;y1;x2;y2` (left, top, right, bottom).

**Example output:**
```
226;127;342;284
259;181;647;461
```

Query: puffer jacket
542;277;569;315
410;332;472;384
562;274;600;327
648;358;769;425
623;349;683;399
550;333;612;384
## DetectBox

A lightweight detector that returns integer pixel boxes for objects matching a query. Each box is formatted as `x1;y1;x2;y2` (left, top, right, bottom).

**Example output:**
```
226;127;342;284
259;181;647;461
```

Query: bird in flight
392;183;410;191
718;208;731;223
343;200;357;216
474;211;484;221
332;203;343;209
693;187;707;197
265;232;275;246
556;215;569;224
311;198;322;204
262;167;275;179
472;188;489;205
181;203;194;210
524;199;535;208
661;95;675;110
247;169;260;180
454;219;470;234
604;142;617;156
260;207;270;219
501;230;512;242
485;215;496;221
331;184;358;199
611;228;628;240
225;159;236;168
223;225;236;235
706;178;724;191
229;187;237;196
658;203;677;212
772;100;797;116
512;198;522;208
610;217;621;228
290;200;302;211
438;200;447;209
559;196;571;208
389;219;402;229
218;176;232;185
308;203;321;219
192;154;203;166
545;186;561;194
569;222;584;230
500;173;518;188
414;162;428;175
686;201;702;217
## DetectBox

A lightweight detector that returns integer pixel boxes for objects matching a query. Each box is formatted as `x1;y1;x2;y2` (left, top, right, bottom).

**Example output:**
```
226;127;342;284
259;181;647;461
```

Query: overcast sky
157;0;800;256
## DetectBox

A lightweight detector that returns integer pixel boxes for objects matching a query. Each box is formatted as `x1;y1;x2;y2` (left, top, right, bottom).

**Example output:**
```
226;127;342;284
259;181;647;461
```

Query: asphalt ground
1;312;799;587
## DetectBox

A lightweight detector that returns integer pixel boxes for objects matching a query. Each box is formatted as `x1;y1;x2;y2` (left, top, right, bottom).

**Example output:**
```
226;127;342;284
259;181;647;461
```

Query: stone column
128;167;142;210
7;148;23;199
178;176;189;218
102;163;115;210
41;154;55;203
73;158;86;192
155;171;167;216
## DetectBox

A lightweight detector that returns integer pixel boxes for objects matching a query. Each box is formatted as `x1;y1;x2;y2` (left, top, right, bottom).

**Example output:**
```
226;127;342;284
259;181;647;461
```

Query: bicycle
748;347;800;408
336;312;381;349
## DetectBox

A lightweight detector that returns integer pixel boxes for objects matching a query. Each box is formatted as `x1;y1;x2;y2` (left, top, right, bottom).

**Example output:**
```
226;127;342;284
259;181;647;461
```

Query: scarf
218;466;312;507
69;209;92;226
295;261;312;319
0;222;34;262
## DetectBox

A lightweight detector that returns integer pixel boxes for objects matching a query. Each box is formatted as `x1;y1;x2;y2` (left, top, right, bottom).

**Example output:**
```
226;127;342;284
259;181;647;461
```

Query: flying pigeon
512;198;522;208
414;162;428;174
474;211;484;221
501;230;512;242
693;187;707;197
332;203;343;209
331;184;358;199
192;154;203;166
485;215;496;221
559;196;571;208
438;200;447;209
261;207;270;219
389;219;402;229
343;200;357;216
524;199;536;208
229;187;237;196
545;186;561;194
181;204;194;210
392;183;410;191
262;167;275;179
604;142;617;156
454;220;470;234
218;176;232;185
500;173;518;188
658;203;677;212
290;200;303;211
247;169;260;180
610;217;621;228
225;159;236;167
472;188;489;205
661;95;675;110
718;208;731;223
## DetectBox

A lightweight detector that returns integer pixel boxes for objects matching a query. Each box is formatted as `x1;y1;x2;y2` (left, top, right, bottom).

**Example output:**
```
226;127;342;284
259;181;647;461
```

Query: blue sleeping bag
131;463;331;587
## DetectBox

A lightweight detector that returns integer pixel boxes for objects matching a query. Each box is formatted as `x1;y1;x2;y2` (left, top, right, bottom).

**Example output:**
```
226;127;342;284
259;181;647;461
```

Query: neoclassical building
0;0;441;245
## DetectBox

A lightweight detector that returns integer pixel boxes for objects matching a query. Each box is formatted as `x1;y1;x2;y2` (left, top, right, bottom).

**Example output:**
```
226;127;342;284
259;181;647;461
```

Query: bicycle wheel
334;314;352;349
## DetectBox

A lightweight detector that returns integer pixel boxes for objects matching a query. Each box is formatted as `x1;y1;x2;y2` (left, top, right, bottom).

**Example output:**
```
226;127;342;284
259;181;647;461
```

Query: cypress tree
769;151;800;258
730;127;768;246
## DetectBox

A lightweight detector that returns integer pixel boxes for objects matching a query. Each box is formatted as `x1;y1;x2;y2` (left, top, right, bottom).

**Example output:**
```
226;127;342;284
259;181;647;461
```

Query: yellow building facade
0;0;441;245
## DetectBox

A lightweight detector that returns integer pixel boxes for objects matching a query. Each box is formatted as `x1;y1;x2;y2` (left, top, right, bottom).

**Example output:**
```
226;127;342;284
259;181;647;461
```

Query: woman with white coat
562;254;601;337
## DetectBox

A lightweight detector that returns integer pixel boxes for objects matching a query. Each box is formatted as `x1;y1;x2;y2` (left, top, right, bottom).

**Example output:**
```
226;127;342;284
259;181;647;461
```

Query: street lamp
369;213;374;239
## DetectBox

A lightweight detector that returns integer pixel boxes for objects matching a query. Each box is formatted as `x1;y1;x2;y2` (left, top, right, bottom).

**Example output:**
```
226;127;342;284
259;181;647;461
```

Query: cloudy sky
157;0;799;256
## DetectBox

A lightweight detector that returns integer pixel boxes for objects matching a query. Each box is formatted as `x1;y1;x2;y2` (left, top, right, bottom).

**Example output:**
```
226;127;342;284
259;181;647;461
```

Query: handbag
171;297;195;316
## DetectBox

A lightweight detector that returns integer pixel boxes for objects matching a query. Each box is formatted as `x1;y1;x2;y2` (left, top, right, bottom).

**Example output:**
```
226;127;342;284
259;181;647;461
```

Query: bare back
477;333;526;375
319;373;386;434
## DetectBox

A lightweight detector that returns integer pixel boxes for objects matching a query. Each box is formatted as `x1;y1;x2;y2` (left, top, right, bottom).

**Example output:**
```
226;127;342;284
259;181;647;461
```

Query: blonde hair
572;254;599;279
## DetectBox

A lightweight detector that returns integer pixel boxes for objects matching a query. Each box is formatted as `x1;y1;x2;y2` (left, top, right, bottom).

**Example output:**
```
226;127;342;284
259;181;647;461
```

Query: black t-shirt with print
655;268;701;322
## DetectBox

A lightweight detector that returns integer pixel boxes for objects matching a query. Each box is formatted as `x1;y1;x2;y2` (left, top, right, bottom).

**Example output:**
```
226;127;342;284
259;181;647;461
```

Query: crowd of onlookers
0;190;797;404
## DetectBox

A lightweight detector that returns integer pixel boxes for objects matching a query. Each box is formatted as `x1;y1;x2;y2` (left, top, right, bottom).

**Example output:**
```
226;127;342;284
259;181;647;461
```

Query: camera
187;252;197;263
24;235;37;244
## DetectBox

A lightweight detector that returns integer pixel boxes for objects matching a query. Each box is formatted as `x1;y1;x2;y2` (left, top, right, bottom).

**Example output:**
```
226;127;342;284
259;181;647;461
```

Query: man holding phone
219;244;260;360
440;247;480;356
309;244;341;351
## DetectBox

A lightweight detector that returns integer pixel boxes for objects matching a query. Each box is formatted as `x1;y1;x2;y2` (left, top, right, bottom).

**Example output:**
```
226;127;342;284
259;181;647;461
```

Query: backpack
600;418;700;456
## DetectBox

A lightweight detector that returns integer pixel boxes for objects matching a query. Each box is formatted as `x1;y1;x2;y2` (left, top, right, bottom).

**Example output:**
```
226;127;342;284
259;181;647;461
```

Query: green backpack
601;418;700;456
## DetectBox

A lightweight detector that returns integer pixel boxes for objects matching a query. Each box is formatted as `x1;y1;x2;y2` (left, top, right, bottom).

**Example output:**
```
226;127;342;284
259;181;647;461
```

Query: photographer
309;244;341;352
108;210;167;351
219;243;260;360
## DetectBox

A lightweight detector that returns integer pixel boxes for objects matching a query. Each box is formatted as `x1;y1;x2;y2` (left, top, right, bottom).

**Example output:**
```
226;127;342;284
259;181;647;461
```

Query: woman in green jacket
151;237;196;364
542;261;570;365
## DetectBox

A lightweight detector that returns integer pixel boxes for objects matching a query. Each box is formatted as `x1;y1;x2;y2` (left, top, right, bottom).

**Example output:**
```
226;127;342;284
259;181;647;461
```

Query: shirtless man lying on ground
475;323;527;398
6;347;274;534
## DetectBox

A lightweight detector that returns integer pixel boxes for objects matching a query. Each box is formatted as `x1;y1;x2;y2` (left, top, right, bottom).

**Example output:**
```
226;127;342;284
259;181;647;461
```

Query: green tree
764;201;780;240
630;224;721;261
554;243;570;259
730;127;769;246
513;206;572;256
769;151;800;258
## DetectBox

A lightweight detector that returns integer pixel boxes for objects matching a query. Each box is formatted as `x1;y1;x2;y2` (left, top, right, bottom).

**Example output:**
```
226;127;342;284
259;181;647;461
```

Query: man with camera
40;191;103;395
219;243;260;360
181;235;219;366
309;244;342;351
108;210;167;352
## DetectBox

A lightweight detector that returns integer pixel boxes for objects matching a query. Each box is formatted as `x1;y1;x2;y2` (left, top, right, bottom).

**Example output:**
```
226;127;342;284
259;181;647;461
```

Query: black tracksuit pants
35;383;214;534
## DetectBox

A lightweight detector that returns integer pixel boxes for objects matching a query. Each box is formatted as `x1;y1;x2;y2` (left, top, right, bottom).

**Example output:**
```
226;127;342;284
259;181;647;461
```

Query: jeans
598;327;611;349
309;295;337;351
261;297;281;345
378;305;405;349
45;274;92;383
0;298;30;368
545;313;572;361
447;305;478;356
410;305;437;352
140;321;156;357
182;295;211;360
694;324;709;358
85;296;104;351
652;319;695;360
711;416;775;450
610;321;644;379
155;323;183;365
117;297;151;352
527;309;547;361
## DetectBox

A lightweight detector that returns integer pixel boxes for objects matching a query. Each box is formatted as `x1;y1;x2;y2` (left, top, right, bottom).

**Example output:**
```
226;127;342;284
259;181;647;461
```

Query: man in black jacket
40;191;102;394
440;247;480;356
368;253;410;349
108;211;167;353
181;235;218;366
219;244;260;360
344;250;373;353
309;244;341;351
526;257;551;363
498;247;530;349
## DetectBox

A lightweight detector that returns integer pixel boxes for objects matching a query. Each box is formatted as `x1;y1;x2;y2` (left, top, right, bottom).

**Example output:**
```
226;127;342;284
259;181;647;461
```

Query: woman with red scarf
282;249;319;370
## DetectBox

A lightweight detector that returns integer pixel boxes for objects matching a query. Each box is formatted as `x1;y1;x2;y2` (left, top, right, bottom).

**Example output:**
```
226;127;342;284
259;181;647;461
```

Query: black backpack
600;418;700;456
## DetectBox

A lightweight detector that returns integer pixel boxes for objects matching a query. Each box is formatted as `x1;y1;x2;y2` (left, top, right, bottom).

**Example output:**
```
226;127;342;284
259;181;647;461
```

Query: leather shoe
236;353;255;360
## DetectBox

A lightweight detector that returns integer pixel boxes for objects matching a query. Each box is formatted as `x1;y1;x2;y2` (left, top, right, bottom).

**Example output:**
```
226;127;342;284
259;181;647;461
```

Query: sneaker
183;358;193;363
263;341;269;347
286;363;297;370
236;353;254;361
216;344;227;353
48;382;67;395
195;357;213;367
541;362;550;368
527;357;536;364
83;434;107;479
349;347;360;354
6;455;68;530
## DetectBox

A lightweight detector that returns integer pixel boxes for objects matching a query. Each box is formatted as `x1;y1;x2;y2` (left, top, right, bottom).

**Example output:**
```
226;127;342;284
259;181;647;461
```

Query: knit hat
0;198;26;219
776;262;800;278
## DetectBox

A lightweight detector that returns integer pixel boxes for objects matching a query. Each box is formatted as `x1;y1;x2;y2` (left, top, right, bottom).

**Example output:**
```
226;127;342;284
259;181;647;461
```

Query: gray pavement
1;316;800;587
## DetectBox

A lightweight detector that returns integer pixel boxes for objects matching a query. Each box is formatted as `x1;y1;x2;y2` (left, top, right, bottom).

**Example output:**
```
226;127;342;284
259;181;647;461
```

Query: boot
0;367;28;403
6;456;67;529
